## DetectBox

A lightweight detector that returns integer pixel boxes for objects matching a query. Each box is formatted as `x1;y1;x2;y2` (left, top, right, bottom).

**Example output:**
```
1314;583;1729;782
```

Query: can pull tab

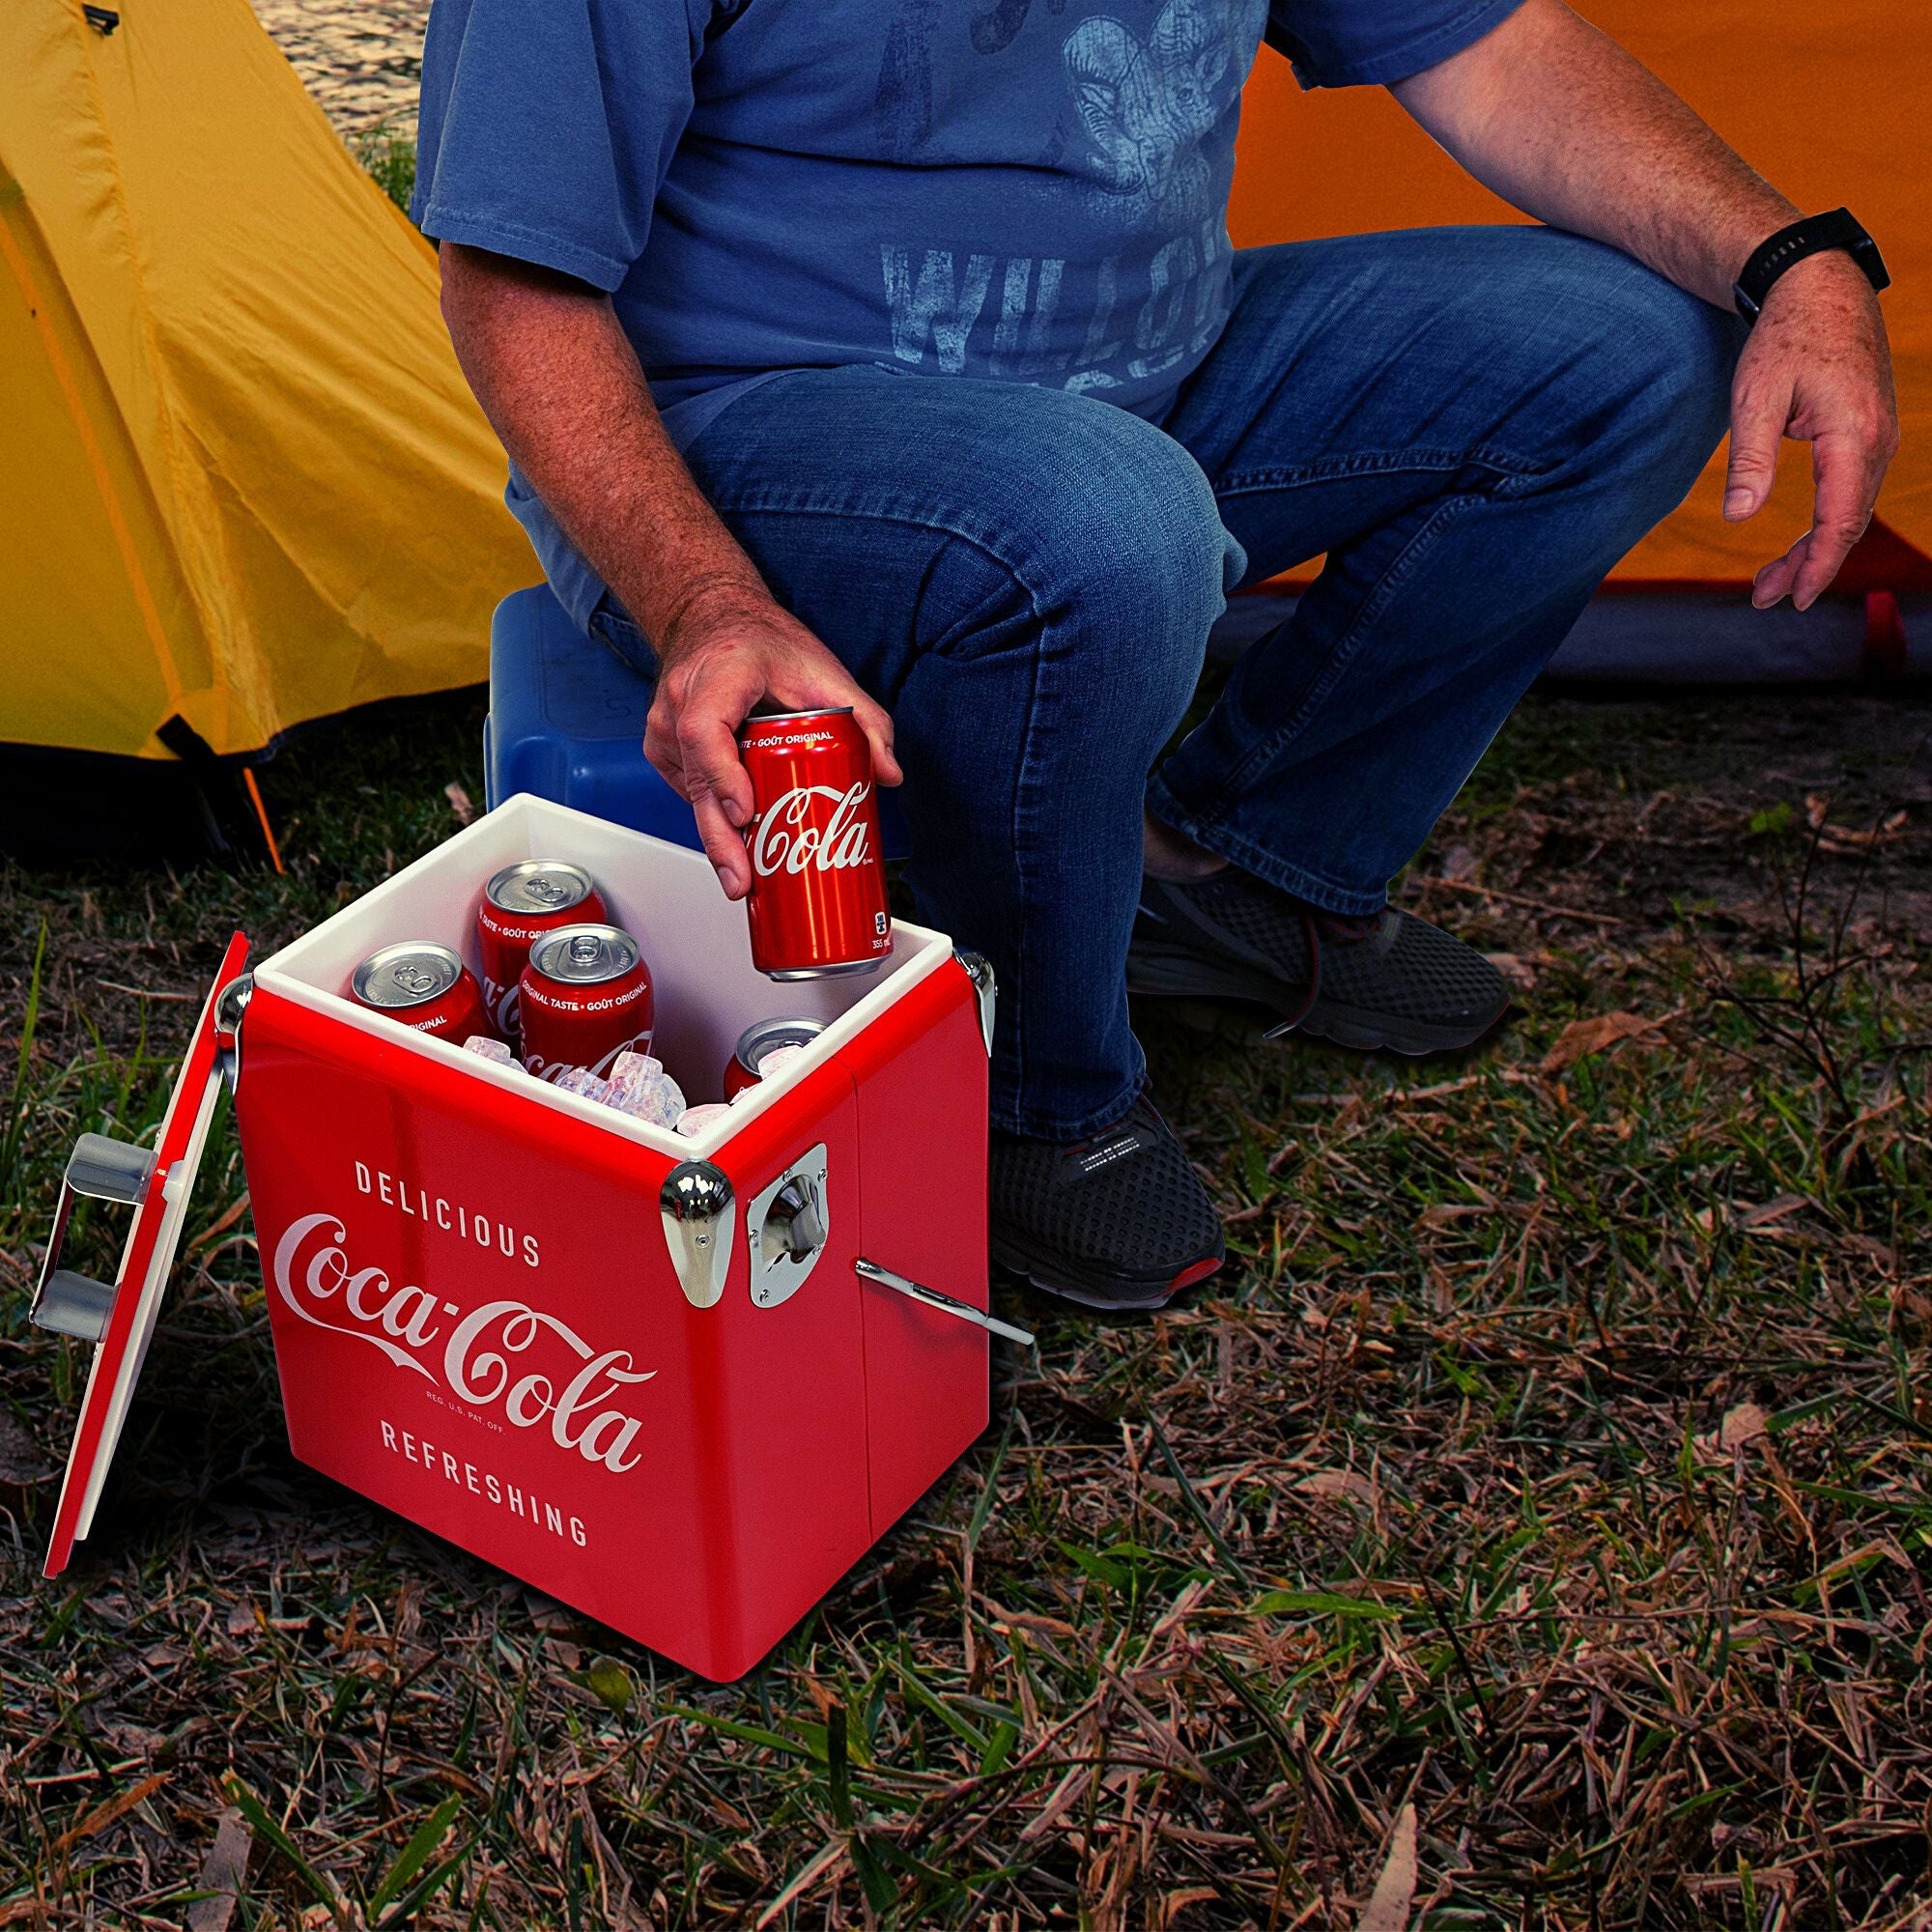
28;1133;159;1345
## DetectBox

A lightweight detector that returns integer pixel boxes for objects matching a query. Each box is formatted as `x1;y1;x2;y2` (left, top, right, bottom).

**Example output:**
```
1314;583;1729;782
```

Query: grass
1;684;1929;1929
351;119;416;214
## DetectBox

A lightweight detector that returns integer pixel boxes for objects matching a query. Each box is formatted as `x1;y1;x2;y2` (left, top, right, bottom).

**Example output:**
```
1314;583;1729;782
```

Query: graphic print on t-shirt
877;0;1265;396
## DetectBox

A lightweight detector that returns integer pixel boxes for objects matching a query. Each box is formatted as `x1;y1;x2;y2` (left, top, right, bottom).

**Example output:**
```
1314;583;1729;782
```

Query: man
417;0;1896;1310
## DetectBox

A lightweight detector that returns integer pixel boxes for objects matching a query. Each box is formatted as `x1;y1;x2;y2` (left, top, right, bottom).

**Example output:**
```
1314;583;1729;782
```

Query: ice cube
611;1069;686;1128
463;1035;515;1065
674;1102;732;1138
554;1065;613;1104
609;1050;664;1090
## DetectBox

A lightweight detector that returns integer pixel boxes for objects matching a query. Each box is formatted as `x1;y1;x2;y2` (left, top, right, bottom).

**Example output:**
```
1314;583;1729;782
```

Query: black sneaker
989;1093;1225;1312
1129;870;1510;1055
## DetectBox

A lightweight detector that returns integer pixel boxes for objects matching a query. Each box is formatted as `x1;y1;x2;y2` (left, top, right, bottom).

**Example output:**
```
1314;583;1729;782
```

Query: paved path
251;0;427;138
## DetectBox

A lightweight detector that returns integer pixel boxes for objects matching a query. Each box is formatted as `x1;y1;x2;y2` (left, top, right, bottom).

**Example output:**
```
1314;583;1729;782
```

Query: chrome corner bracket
746;1144;830;1311
660;1160;735;1310
953;950;996;1058
213;971;254;1094
28;1132;159;1345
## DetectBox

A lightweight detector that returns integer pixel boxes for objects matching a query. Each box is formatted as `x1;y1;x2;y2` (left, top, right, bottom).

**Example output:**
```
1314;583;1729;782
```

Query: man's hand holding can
643;582;901;900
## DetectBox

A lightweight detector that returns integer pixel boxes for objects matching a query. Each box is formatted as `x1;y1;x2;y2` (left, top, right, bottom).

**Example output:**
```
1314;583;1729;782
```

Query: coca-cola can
351;942;494;1042
738;707;893;980
518;923;654;1082
476;861;608;1043
723;1015;827;1098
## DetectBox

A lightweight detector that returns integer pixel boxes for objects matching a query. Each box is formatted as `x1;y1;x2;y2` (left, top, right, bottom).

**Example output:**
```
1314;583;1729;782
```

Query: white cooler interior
253;792;952;1156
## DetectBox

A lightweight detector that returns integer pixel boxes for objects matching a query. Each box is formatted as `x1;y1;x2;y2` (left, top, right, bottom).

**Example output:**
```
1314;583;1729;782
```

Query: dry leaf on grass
54;1773;167;1852
1540;1009;1678;1074
1356;1803;1418;1932
1297;1469;1378;1507
1485;952;1539;991
185;1808;253;1932
445;781;476;825
1155;1887;1221;1927
1695;1402;1772;1461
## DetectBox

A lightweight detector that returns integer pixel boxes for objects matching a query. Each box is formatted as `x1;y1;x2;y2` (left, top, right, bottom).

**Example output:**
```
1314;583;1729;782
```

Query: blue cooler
484;584;908;856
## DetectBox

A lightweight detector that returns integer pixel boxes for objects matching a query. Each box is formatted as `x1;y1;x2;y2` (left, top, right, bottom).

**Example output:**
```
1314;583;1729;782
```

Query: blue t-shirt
414;0;1522;628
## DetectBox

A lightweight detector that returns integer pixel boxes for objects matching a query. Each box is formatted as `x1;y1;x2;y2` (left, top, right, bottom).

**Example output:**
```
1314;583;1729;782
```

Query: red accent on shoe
1168;1256;1223;1293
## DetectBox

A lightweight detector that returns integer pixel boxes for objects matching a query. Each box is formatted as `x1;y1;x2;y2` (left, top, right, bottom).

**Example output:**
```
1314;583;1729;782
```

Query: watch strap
1733;207;1890;323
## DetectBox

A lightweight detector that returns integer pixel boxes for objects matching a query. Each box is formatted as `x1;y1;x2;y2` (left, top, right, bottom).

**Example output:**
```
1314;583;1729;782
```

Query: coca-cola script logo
751;782;872;877
273;1213;653;1472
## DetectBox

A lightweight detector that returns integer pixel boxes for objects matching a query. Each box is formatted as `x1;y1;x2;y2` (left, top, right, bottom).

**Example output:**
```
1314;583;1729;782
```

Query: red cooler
27;794;1012;1682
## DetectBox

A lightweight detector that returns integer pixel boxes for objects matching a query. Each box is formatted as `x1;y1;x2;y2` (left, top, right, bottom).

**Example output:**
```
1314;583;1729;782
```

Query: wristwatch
1733;207;1889;323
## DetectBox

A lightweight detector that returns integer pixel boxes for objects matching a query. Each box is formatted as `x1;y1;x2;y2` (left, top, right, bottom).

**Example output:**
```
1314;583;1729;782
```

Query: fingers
850;695;903;788
1752;428;1886;612
1751;530;1808;611
676;699;756;896
690;789;752;899
1787;427;1884;611
763;657;902;787
1723;359;1791;523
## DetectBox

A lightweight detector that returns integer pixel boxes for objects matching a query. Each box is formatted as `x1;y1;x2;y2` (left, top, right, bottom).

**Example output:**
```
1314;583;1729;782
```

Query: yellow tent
1230;0;1931;600
0;0;528;767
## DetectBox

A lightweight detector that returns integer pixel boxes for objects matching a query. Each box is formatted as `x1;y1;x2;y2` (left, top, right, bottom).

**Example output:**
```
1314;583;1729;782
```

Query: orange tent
1228;1;1929;640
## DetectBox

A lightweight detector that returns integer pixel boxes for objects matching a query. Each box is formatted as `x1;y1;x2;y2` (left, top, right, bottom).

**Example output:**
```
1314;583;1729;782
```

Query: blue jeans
594;228;1741;1138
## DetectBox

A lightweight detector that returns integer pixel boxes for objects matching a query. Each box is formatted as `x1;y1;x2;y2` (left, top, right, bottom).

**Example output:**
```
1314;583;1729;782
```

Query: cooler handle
28;1133;159;1344
855;1257;1034;1348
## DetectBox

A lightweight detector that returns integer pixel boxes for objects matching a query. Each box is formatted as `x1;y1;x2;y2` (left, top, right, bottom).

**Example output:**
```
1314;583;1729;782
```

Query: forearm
1392;0;1797;307
439;242;764;657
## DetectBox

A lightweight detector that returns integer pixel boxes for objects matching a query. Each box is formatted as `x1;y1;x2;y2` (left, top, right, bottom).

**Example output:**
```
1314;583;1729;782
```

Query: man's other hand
644;584;902;899
1723;253;1899;612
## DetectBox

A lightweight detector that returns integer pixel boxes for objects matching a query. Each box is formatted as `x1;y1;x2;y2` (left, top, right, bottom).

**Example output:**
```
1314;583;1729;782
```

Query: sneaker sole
1127;939;1507;1057
990;1230;1223;1313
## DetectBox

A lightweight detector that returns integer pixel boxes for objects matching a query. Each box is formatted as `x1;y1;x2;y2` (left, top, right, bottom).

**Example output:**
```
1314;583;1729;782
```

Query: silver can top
738;705;853;738
486;860;598;916
353;941;466;1009
733;1015;825;1075
527;923;639;985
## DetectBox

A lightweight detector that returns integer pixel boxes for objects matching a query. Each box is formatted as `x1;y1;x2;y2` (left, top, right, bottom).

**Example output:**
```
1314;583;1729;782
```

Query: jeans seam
1139;784;1390;917
707;491;1064;599
1171;490;1485;826
1211;443;1549;499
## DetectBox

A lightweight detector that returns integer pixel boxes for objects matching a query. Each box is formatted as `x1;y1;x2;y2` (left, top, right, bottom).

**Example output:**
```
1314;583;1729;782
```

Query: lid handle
29;1129;156;1339
66;1132;156;1204
31;1271;118;1344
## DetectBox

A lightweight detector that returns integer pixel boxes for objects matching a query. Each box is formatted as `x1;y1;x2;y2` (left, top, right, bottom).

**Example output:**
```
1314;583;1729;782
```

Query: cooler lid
38;931;250;1577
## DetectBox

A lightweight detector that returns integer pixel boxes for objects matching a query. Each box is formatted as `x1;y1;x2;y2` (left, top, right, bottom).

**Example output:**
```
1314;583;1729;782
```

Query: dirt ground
250;0;425;137
4;679;1928;1929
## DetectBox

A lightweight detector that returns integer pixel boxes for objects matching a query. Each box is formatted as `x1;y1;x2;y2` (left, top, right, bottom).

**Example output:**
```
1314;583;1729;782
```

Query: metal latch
28;1133;159;1345
213;972;254;1094
953;951;996;1057
746;1145;830;1309
855;1258;1034;1347
660;1161;735;1309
